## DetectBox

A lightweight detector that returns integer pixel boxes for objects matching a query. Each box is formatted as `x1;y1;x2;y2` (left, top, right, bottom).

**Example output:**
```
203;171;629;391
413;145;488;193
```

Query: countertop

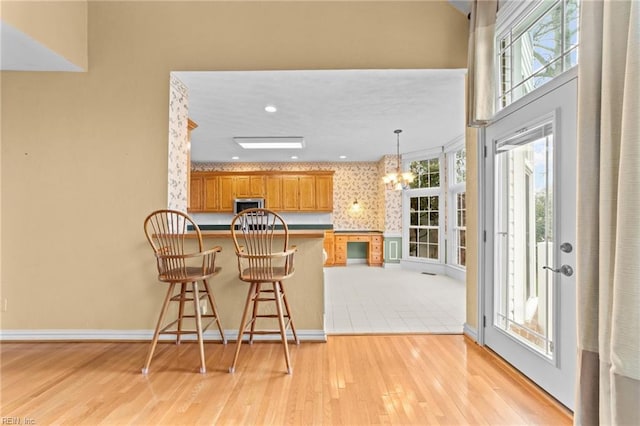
187;230;326;239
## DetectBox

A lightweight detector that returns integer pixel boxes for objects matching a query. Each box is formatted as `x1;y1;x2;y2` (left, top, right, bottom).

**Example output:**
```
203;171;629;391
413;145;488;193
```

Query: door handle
542;264;574;277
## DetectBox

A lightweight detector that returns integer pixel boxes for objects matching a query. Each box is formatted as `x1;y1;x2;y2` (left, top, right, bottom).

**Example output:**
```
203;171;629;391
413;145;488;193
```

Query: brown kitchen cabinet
235;175;265;198
189;175;204;211
323;231;335;266
189;171;333;213
265;176;283;210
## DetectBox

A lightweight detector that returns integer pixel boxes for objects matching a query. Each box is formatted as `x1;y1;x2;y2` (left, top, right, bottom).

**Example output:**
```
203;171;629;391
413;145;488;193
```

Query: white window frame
495;0;580;111
401;148;445;269
446;138;466;273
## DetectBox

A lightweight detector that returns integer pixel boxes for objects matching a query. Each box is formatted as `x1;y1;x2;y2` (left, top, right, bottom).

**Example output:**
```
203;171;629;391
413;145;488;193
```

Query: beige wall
465;126;478;329
0;1;468;331
1;0;88;70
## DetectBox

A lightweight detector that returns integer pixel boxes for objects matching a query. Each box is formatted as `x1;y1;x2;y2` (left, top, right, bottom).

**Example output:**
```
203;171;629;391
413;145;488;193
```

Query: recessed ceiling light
265;105;277;113
291;156;298;160
234;136;305;150
231;156;239;160
339;155;347;159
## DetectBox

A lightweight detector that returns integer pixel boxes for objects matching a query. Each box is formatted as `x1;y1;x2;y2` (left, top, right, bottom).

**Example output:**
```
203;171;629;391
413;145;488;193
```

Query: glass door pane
494;122;554;358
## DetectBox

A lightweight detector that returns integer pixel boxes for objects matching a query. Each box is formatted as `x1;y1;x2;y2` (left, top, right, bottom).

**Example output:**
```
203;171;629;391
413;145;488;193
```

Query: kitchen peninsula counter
182;229;326;342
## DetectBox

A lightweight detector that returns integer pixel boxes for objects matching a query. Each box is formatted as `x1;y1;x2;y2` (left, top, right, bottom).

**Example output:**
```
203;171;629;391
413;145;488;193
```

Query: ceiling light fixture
339;155;347;159
234;136;305;150
231;156;239;160
291;155;299;160
382;129;415;190
265;105;277;113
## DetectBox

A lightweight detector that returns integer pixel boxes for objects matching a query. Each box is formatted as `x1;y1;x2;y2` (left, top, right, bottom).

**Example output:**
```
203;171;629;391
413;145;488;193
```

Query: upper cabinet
189;171;334;213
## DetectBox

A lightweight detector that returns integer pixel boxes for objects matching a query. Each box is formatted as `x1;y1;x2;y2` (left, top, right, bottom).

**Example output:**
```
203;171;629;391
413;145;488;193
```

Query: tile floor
324;264;465;334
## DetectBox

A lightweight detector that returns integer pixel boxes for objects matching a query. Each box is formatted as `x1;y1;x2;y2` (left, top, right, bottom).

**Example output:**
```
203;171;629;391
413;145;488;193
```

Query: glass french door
484;77;577;409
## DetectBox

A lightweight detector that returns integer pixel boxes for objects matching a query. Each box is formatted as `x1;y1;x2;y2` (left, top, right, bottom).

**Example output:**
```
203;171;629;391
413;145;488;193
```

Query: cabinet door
323;231;335;266
189;175;203;212
235;175;265;198
203;175;220;211
249;175;265;197
315;175;333;211
234;176;251;198
281;177;299;210
219;176;235;212
265;176;283;210
298;176;316;211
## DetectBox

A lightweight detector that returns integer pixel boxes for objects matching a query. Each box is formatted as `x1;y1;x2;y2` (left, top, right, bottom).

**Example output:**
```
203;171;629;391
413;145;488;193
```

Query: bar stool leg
279;281;299;344
202;279;227;344
176;283;187;345
192;281;206;374
274;281;292;374
142;282;176;375
229;282;257;373
248;282;262;344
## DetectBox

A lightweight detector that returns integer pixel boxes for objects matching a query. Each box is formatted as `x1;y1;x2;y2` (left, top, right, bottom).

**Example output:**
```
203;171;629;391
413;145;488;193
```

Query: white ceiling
176;69;466;163
0;21;83;72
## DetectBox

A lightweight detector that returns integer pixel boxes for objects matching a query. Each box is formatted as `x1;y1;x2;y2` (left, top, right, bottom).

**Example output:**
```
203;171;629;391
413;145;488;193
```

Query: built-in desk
329;231;383;267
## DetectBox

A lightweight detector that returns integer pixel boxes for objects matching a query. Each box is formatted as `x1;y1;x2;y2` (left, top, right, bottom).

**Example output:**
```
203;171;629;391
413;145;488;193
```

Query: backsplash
193;162;384;230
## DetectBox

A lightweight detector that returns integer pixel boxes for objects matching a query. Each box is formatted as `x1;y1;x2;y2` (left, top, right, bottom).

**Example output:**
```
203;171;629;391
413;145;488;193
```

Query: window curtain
575;0;640;424
467;0;498;127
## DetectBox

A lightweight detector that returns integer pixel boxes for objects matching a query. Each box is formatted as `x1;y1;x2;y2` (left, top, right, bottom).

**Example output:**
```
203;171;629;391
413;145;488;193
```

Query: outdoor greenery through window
456;193;467;267
455;148;466;184
497;0;579;108
409;158;440;189
408;196;440;260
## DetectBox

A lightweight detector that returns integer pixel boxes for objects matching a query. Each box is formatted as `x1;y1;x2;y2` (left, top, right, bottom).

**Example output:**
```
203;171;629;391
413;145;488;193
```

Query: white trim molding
463;323;478;342
0;329;327;342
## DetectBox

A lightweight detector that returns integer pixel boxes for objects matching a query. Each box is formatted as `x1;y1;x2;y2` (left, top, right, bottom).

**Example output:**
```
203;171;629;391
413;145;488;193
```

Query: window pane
497;0;580;109
410;213;418;226
418;243;429;258
409;228;417;243
428;229;438;244
409;243;417;256
430;212;439;226
410;197;418;210
455;149;466;183
429;244;438;259
430;196;439;210
460;230;466;247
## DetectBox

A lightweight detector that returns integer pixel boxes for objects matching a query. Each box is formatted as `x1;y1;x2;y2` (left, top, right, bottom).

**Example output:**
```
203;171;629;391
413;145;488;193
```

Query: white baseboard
463;323;478;342
0;329;327;342
346;258;367;265
383;262;402;269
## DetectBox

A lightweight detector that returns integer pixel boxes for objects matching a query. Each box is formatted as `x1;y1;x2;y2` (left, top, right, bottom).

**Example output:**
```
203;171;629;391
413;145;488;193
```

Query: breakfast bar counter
182;230;326;342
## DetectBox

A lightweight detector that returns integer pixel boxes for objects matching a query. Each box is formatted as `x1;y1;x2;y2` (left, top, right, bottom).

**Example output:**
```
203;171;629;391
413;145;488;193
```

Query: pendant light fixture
382;129;415;190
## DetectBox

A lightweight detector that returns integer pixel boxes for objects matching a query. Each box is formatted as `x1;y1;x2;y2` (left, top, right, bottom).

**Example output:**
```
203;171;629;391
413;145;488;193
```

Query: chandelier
382;129;415;190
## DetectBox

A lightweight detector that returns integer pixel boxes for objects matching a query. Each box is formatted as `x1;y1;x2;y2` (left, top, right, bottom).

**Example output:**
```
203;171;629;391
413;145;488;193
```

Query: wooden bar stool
229;208;299;374
142;209;226;374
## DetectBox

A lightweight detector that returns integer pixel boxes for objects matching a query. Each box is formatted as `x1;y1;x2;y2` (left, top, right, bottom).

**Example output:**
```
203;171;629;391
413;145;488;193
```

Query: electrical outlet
2;299;7;313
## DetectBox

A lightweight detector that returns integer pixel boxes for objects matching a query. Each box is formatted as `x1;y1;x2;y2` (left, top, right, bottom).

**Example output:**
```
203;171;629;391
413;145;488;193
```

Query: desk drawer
347;235;369;242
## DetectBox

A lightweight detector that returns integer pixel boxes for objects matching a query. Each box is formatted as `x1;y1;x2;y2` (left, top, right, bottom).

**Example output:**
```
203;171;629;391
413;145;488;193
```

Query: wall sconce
351;199;361;212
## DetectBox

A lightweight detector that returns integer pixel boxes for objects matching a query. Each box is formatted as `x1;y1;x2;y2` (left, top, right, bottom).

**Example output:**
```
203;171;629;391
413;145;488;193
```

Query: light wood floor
1;336;571;425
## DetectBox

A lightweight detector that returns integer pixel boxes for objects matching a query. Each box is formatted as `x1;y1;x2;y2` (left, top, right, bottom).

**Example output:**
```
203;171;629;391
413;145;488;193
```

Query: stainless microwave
233;198;265;214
